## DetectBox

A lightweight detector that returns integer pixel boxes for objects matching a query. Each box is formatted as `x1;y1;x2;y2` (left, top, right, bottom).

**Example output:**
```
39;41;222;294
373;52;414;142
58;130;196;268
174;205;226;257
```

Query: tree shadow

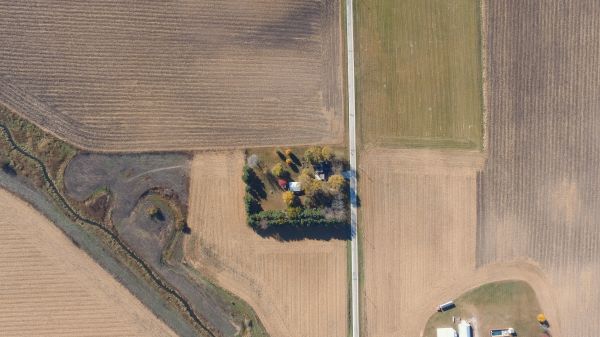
2;162;16;176
245;168;267;199
288;162;299;173
289;153;302;166
253;222;351;241
350;187;361;208
276;150;286;161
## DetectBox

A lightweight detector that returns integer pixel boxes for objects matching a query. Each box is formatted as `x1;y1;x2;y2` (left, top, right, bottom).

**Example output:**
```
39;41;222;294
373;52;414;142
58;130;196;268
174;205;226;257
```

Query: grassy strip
423;281;544;337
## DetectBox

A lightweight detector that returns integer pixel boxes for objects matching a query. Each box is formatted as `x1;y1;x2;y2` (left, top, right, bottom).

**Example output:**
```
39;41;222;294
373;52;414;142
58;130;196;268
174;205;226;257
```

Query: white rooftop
288;181;302;192
458;320;472;337
437;327;458;337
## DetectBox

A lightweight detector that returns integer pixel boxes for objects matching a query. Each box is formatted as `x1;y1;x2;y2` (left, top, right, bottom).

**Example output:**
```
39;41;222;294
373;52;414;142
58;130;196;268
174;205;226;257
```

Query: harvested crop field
0;188;176;337
360;148;481;337
477;2;600;336
359;149;562;337
355;0;483;148
184;151;347;337
0;0;343;151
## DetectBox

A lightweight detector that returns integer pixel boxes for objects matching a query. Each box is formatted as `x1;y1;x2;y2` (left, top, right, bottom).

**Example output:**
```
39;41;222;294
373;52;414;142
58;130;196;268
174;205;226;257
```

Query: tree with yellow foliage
327;174;346;192
321;146;334;161
282;191;295;206
271;163;285;178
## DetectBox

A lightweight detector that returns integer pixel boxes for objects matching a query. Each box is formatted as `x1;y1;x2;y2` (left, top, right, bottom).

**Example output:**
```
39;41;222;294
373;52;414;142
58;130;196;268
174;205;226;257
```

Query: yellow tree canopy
282;191;295;206
328;174;346;191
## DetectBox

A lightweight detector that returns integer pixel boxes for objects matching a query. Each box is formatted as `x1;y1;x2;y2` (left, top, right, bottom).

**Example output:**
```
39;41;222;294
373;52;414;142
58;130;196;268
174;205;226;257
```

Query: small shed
278;179;288;190
437;327;457;337
288;182;302;192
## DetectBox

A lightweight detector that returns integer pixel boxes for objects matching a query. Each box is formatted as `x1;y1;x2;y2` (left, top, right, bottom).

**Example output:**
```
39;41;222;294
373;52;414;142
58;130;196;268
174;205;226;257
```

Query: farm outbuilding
288;182;302;193
278;179;288;190
437;327;458;337
458;320;472;337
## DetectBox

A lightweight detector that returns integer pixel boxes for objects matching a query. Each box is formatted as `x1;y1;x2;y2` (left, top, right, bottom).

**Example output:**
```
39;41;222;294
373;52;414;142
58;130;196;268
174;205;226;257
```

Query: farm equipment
490;328;515;336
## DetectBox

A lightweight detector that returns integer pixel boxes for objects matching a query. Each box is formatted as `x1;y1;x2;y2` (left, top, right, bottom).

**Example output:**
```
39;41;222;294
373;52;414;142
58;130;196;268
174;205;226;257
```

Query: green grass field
355;0;484;149
423;281;546;337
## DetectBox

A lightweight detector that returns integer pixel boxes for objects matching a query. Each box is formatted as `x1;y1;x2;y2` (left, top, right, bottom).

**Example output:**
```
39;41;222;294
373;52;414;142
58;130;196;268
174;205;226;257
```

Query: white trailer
437;300;455;312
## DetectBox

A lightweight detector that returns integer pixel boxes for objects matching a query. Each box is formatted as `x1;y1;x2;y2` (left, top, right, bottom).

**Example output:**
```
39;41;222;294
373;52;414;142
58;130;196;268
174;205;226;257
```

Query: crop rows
184;151;348;337
0;0;342;151
0;190;177;337
477;2;600;336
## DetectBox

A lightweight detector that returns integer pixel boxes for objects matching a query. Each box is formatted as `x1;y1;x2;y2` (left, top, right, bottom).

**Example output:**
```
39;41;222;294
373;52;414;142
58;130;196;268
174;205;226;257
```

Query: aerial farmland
478;1;600;336
1;0;599;337
0;189;177;337
184;151;348;337
355;0;483;149
0;0;343;151
357;1;600;337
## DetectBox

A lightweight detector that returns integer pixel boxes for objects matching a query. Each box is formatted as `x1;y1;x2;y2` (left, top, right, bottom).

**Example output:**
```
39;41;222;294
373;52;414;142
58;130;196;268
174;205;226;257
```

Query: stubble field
0;188;177;337
184;151;347;337
355;0;483;148
359;149;562;337
0;0;343;151
477;2;600;336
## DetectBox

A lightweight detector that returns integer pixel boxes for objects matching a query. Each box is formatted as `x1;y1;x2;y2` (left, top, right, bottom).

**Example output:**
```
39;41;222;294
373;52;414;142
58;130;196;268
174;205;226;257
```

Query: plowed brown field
184;151;347;337
359;149;562;337
0;188;177;337
0;0;343;151
477;2;600;336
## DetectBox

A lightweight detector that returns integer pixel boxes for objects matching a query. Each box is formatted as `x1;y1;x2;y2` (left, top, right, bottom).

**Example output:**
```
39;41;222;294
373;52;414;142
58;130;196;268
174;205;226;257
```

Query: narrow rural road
345;0;360;336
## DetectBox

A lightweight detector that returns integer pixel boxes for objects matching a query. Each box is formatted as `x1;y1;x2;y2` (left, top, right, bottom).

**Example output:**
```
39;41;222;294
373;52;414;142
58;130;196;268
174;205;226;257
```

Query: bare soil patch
477;2;600;336
0;0;343;151
64;152;190;225
360;148;483;337
0;188;177;337
63;152;266;336
184;151;348;337
359;149;563;337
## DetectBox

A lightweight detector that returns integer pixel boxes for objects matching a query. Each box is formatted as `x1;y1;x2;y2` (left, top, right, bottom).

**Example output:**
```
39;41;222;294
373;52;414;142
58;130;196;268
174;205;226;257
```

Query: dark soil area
63;151;257;337
64;153;191;226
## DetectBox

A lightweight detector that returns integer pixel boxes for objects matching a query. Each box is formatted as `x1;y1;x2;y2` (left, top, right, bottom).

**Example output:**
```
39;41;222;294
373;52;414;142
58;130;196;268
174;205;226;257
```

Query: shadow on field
253;222;351;242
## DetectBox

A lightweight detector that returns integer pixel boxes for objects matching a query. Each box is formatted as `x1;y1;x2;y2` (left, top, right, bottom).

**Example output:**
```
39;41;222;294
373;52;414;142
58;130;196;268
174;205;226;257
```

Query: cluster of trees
297;168;347;208
247;208;345;229
303;145;334;164
242;165;264;215
243;147;349;230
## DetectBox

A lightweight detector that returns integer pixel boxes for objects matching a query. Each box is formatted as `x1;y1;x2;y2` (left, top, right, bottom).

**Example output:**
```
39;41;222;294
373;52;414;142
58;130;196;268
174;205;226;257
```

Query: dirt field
0;0;343;151
359;149;565;337
355;0;483;148
476;2;600;336
64;152;190;224
184;151;347;337
0;188;176;337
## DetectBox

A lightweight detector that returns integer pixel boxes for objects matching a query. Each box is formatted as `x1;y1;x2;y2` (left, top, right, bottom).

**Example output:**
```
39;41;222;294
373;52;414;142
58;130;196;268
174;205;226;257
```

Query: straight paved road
345;0;360;336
